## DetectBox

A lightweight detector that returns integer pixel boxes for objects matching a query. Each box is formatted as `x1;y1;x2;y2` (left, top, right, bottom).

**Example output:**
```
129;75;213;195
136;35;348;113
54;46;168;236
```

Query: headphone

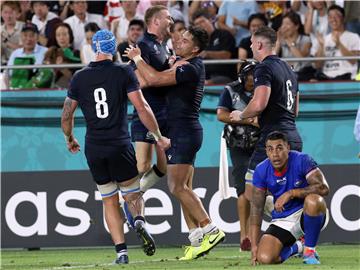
238;61;257;84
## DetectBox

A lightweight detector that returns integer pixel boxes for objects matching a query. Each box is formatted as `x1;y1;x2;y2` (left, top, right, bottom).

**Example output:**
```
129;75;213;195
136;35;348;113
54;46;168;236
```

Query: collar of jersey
89;59;113;67
273;165;288;177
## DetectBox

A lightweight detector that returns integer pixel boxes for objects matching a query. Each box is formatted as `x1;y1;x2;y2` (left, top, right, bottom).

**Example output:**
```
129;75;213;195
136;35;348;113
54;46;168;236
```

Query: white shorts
270;208;330;240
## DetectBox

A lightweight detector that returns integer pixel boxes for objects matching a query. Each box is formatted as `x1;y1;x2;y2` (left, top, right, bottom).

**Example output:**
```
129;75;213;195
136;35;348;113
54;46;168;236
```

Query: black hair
84;22;100;33
238;61;257;83
54;22;74;47
328;4;345;17
265;131;289;144
247;13;268;28
128;19;145;29
192;9;211;22
283;11;305;35
187;26;209;53
170;19;185;33
253;26;277;47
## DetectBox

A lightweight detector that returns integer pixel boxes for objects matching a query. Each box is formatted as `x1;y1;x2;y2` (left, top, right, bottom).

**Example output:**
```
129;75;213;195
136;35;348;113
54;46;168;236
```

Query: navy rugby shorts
85;142;138;185
166;127;203;165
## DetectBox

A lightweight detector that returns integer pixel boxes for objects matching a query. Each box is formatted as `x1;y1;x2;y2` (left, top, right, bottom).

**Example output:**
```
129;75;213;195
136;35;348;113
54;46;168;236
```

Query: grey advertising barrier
2;165;359;248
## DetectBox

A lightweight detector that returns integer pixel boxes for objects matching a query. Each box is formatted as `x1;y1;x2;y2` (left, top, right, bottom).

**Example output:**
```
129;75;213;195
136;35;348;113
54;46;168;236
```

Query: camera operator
217;61;259;251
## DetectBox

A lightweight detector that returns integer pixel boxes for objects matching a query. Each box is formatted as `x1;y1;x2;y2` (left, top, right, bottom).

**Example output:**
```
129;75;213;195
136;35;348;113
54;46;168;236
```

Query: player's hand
274;191;292;212
123;45;141;60
156;136;171;151
251;245;258;266
172;59;189;69
251;116;260;128
230;110;243;122
66;136;80;154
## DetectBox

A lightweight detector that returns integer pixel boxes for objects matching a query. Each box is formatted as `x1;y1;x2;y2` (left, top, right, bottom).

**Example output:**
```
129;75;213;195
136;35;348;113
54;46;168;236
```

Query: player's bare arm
291;168;330;199
128;90;170;151
125;45;178;87
249;187;266;266
274;169;329;212
229;85;271;121
217;108;257;125
61;97;80;153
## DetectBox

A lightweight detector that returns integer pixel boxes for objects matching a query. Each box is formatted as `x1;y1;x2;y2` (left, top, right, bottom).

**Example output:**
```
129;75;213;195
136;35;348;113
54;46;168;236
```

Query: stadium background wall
1;82;359;248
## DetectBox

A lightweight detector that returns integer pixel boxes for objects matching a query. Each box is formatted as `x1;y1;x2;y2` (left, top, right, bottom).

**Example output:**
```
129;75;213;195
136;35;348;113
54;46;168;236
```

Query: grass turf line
1;244;359;270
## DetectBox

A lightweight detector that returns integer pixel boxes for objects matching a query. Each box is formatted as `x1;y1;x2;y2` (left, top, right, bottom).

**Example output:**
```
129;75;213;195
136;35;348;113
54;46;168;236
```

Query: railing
1;56;360;70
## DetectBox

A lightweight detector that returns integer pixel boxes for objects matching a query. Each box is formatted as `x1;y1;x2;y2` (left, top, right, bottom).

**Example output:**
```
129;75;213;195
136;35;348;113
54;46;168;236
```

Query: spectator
193;10;237;84
169;19;186;54
6;23;48;89
54;23;81;62
315;5;360;80
344;1;360;36
80;22;100;64
117;19;145;63
258;1;288;31
217;0;258;47
304;0;329;56
238;13;267;63
290;0;308;23
1;1;23;66
22;47;64;89
31;1;59;46
18;0;33;23
49;45;74;88
64;0;107;50
189;1;221;25
104;0;124;25
276;11;314;81
111;0;143;44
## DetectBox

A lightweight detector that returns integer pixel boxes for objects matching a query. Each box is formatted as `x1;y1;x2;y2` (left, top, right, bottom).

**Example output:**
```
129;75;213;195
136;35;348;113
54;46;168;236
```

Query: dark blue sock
280;242;299;262
304;213;324;248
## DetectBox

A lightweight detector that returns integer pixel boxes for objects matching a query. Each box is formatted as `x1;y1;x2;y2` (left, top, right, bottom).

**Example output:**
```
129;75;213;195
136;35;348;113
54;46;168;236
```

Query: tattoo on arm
61;97;77;136
250;187;266;226
293;169;330;198
62;98;73;121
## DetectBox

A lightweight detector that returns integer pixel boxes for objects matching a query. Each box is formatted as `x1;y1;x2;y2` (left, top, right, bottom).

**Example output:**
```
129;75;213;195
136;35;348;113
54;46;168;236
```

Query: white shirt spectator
80;43;95;64
31;11;58;35
309;10;329;55
111;13;143;44
322;31;360;79
7;44;48;76
65;12;107;50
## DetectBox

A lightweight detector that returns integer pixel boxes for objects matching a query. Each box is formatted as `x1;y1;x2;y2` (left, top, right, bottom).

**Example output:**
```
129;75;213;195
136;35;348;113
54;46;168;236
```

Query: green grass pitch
2;244;359;270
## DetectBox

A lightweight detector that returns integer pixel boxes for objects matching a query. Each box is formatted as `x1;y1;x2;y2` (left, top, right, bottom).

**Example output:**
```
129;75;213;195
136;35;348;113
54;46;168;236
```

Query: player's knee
168;181;187;197
257;251;276;265
304;194;326;214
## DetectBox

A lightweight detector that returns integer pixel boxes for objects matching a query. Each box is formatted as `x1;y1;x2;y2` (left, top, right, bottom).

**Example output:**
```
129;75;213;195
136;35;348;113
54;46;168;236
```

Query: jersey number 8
94;88;109;119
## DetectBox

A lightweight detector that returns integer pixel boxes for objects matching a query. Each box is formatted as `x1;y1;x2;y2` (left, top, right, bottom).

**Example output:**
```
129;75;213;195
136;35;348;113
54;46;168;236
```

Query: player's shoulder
255;158;272;174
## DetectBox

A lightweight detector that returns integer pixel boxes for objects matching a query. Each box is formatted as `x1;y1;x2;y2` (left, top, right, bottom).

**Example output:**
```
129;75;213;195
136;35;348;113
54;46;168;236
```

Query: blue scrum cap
92;29;117;56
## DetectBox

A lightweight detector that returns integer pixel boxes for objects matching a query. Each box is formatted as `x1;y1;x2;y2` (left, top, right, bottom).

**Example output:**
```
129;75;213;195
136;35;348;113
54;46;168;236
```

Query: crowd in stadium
1;0;359;90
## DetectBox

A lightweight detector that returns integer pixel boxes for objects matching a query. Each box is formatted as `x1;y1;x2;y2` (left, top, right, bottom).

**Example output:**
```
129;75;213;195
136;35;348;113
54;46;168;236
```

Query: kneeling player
250;131;329;265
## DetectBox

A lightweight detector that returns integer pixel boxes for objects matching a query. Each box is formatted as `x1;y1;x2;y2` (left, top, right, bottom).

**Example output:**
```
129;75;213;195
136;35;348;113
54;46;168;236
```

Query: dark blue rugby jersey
254;55;299;131
132;32;171;118
167;56;205;128
67;60;139;145
253;151;318;219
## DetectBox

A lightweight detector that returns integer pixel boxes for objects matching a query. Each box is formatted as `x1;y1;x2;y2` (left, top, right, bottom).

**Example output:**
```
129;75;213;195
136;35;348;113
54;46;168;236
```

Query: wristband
133;55;143;65
149;129;162;142
64;134;72;142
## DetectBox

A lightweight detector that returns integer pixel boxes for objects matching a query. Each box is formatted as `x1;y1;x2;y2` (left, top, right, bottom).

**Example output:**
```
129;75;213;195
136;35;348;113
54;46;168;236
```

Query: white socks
188;228;203;247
